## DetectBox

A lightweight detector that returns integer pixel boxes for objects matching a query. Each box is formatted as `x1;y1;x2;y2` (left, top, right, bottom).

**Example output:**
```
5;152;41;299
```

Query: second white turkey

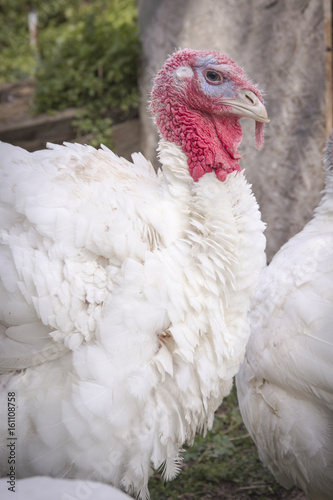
237;133;333;500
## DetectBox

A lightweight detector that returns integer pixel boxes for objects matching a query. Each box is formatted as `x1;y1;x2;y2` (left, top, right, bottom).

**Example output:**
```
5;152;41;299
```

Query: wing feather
246;229;333;408
0;142;162;363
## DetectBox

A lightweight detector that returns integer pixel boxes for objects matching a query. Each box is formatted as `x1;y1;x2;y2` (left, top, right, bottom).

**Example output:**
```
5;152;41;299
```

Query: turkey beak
222;89;270;123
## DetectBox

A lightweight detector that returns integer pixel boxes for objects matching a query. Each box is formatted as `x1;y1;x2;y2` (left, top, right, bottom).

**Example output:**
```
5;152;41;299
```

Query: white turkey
0;48;268;498
236;133;333;500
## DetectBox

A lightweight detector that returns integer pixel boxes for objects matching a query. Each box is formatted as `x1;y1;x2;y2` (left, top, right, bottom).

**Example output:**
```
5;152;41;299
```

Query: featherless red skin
150;49;266;182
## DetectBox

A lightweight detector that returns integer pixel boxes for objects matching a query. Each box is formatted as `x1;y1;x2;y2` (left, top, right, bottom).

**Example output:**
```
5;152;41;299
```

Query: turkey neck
313;148;333;221
158;138;265;362
155;101;244;182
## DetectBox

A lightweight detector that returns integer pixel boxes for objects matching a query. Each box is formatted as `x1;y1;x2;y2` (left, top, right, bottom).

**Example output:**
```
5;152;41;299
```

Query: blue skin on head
194;55;237;99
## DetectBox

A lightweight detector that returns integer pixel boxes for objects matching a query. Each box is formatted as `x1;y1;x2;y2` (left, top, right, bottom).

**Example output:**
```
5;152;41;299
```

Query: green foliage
72;108;114;150
0;0;79;81
0;0;139;147
34;0;139;115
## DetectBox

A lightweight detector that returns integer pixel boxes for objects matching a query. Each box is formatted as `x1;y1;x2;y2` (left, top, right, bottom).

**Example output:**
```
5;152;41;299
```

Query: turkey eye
205;70;222;84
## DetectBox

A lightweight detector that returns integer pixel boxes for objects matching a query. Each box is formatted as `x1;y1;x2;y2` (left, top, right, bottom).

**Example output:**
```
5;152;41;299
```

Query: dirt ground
0;80;36;126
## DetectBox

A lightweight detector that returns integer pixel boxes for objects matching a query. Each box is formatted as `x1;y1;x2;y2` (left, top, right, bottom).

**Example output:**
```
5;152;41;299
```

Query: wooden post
323;0;333;137
28;8;38;49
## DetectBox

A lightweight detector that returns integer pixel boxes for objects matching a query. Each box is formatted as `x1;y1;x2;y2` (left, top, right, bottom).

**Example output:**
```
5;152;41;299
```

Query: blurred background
0;1;330;498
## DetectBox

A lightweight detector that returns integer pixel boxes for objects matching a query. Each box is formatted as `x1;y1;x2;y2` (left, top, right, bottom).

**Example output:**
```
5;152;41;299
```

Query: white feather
0;476;131;500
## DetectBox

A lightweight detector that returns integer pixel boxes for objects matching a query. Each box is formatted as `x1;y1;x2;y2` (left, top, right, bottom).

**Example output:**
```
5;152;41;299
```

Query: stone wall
138;0;329;260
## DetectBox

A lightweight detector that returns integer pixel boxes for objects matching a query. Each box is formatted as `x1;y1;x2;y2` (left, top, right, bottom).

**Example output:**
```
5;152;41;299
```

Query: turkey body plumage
0;49;268;498
236;134;333;500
